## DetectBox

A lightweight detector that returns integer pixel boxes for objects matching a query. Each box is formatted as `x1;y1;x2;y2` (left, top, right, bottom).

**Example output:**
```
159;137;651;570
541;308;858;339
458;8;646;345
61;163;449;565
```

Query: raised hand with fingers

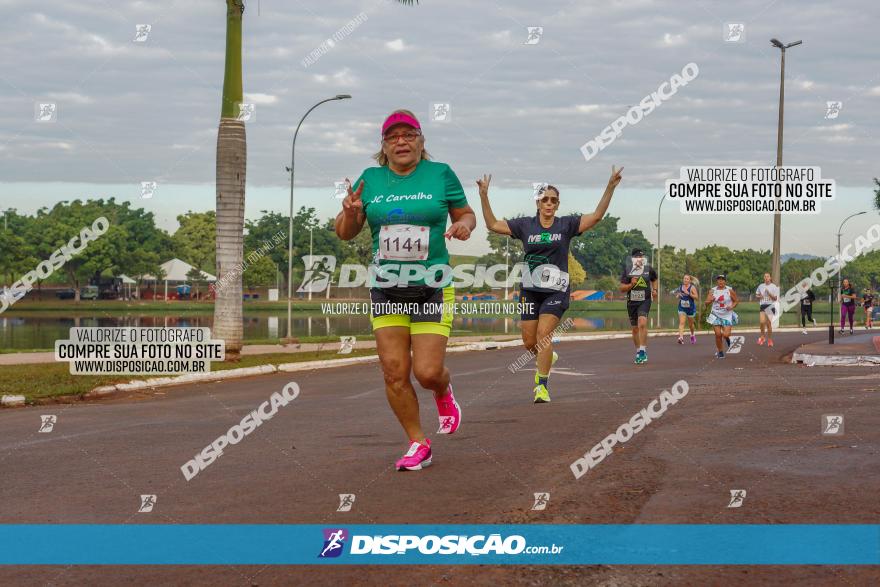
342;178;364;217
476;174;492;199
608;165;624;189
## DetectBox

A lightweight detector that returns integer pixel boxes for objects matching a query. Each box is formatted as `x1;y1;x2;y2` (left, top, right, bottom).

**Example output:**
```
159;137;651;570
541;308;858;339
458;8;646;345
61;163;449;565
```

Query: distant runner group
334;107;861;472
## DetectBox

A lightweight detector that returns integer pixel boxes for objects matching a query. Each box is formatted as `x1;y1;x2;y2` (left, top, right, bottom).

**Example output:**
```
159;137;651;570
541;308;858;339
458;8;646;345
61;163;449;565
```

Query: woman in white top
704;273;739;359
755;272;779;347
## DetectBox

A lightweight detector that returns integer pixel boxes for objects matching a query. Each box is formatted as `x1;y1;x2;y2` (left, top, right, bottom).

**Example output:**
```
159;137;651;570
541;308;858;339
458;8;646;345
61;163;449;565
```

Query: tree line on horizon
4;199;879;299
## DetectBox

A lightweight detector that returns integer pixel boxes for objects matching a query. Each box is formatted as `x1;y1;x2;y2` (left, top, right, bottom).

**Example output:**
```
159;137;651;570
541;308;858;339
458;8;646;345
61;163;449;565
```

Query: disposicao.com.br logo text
318;528;564;557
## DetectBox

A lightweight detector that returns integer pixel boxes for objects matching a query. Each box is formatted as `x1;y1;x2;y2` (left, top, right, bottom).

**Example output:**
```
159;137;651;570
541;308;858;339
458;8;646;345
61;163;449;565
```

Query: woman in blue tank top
676;274;698;344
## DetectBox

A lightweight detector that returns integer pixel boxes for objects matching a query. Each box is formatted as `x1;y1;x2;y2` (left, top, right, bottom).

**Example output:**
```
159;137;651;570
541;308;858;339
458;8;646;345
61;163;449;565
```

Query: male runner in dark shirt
619;248;658;364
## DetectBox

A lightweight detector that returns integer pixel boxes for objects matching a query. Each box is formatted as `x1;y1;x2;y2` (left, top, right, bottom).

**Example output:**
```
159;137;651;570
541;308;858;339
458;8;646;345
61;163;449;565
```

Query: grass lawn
0;348;378;402
8;297;834;315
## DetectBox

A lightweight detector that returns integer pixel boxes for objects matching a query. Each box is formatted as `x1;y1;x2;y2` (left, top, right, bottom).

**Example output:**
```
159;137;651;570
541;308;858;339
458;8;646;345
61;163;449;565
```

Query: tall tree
214;0;247;359
873;178;880;211
173;211;216;273
0;210;38;287
28;199;166;300
242;254;278;290
245;210;289;271
246;208;342;285
568;252;586;288
570;214;652;277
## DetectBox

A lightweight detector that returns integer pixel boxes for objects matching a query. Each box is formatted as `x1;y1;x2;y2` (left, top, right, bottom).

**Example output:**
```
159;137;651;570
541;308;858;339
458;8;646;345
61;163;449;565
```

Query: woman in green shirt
335;109;476;472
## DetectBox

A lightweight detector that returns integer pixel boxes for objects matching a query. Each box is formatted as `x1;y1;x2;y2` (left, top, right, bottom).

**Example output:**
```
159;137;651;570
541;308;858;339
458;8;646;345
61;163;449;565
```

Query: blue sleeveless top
678;284;695;312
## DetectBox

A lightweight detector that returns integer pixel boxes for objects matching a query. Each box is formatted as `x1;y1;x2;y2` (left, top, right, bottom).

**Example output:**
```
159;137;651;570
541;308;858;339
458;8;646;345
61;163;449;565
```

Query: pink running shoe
395;439;432;471
690;334;696;344
435;384;462;435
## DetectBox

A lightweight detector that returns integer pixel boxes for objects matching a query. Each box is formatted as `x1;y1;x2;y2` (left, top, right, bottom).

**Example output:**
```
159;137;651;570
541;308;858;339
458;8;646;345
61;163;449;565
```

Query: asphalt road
2;331;878;585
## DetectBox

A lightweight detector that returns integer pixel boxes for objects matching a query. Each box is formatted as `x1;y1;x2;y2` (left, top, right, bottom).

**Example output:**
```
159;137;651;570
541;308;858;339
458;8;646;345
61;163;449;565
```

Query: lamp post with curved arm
285;94;351;340
831;210;867;343
655;190;668;326
769;38;802;285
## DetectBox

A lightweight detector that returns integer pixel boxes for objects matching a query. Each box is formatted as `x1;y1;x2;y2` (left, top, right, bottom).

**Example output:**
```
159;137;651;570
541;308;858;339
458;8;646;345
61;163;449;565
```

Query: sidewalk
0;326;829;366
0;326;835;406
791;330;880;366
0;334;522;366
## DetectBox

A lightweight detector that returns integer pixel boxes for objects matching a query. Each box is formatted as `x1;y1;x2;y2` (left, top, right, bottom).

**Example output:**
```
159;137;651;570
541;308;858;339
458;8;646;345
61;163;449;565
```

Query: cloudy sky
1;0;878;257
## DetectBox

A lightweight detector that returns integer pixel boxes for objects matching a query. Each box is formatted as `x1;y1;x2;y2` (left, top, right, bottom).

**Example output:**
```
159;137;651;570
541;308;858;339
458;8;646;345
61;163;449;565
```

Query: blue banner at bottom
1;525;878;565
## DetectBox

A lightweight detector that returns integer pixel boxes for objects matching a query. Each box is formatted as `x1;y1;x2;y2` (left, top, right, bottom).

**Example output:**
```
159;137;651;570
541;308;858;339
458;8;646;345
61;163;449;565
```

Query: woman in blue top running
675;274;698;344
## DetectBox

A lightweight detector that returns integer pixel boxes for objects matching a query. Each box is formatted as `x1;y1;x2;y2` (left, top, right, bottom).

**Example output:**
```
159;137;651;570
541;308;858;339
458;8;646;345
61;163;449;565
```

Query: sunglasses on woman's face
539;196;559;204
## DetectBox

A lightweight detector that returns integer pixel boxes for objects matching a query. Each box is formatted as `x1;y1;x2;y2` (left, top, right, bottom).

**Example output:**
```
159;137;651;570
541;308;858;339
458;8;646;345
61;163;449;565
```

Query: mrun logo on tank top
527;232;562;244
370;192;434;204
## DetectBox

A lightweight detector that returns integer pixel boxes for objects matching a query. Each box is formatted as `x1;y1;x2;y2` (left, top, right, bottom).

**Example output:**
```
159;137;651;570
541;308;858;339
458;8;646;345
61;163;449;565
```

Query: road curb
277;355;379;372
83;364;278;398
1;395;26;407
3;325;832;407
791;353;880;366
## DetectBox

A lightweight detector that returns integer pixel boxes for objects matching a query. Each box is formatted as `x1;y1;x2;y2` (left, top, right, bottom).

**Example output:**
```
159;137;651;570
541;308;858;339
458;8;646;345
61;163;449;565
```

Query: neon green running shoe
535;351;559;385
533;384;551;403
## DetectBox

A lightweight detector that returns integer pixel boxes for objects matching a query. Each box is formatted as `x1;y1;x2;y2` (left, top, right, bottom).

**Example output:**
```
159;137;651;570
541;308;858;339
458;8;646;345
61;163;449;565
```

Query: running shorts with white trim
369;285;455;337
520;289;569;320
627;299;652;326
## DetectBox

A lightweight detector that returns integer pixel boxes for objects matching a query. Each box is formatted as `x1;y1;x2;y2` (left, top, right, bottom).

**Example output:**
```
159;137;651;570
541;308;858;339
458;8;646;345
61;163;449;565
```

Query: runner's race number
630;290;646;301
379;224;429;261
536;266;569;292
680;300;691;308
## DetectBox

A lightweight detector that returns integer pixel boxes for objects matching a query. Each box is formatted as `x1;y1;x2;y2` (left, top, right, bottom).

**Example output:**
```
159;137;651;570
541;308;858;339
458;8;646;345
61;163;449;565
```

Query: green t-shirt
355;160;468;287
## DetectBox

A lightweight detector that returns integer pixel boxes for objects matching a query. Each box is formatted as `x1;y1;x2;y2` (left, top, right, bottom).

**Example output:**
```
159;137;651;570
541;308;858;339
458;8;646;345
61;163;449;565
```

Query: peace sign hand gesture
607;165;624;189
342;178;364;217
476;174;492;199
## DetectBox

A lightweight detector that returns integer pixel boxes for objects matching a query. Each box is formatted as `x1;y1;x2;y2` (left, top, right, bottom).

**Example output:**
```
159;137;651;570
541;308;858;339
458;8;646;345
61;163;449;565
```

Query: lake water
0;308;841;350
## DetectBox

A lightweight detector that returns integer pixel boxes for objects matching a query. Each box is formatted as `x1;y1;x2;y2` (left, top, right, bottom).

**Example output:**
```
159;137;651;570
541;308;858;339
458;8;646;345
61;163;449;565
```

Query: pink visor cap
381;112;421;136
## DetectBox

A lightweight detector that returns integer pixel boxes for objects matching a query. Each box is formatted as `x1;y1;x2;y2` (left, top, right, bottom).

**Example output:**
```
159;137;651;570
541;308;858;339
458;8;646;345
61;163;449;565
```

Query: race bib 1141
379;224;429;261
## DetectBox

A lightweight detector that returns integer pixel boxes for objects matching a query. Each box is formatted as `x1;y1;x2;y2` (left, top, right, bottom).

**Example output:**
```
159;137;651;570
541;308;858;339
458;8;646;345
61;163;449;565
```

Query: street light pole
286;94;351;340
308;225;314;301
837;211;868;291
655;190;667;326
837;210;867;291
770;38;802;285
830;211;865;343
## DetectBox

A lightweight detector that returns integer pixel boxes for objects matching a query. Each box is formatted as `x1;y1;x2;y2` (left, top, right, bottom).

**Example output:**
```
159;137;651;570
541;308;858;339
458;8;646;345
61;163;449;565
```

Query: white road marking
524;367;594;377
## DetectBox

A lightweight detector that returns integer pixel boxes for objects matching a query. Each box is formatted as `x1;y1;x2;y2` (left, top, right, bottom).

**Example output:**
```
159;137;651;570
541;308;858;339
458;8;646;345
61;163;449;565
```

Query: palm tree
213;0;246;360
213;0;417;361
